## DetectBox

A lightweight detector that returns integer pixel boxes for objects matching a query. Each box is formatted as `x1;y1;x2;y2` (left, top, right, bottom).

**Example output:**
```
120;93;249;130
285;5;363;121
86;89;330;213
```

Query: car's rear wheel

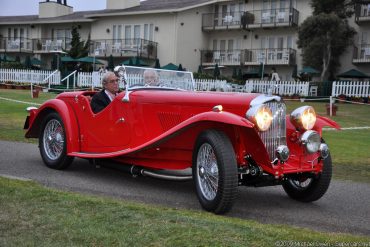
282;153;332;202
192;129;238;214
39;112;74;169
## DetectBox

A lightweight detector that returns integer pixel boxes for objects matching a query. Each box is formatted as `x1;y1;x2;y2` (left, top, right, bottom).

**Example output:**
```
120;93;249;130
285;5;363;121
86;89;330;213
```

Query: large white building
1;0;370;80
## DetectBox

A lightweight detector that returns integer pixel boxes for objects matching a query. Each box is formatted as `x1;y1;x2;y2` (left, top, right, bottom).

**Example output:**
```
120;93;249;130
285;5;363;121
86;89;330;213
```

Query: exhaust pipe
95;159;193;181
141;169;192;181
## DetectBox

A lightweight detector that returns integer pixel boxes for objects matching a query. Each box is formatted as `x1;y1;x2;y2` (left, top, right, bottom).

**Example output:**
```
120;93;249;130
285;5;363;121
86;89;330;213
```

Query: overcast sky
0;0;106;16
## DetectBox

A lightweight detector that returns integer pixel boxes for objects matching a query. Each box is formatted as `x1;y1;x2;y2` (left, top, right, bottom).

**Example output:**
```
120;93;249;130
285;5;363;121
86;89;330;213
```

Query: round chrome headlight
246;104;273;131
301;130;321;153
290;106;316;130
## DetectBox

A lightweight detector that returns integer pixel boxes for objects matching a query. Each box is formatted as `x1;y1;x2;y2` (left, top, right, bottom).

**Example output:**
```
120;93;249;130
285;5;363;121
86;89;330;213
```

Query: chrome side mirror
114;65;127;86
114;65;131;102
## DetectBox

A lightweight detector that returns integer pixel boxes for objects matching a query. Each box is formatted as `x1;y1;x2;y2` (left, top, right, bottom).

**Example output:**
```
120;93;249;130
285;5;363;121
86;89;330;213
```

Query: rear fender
25;99;80;153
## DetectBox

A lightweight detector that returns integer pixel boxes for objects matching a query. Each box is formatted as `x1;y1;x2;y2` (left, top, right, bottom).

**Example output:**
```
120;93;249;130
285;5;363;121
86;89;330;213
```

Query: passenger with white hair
143;69;160;86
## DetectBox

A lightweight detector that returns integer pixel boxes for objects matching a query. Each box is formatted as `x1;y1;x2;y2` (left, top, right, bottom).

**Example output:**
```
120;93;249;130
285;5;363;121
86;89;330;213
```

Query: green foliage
68;26;90;59
232;67;237;78
178;63;183;71
1;61;25;69
237;68;243;80
154;58;161;68
297;12;356;81
311;0;355;18
24;56;31;69
213;63;220;79
108;55;114;71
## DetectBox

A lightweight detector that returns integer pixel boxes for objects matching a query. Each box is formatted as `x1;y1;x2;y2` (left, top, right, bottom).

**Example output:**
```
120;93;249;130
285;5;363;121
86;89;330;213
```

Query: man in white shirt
91;72;119;113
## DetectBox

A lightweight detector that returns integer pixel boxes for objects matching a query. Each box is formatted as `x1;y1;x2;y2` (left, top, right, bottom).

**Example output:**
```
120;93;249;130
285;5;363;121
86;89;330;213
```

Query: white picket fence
244;80;310;96
332;81;370;97
0;69;319;97
0;69;61;85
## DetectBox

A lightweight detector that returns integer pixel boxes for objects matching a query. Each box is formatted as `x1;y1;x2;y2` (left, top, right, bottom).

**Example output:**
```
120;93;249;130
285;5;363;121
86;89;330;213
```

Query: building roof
0;0;214;24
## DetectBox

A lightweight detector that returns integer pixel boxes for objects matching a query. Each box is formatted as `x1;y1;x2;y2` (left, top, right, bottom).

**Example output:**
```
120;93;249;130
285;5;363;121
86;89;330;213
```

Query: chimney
106;0;140;10
39;0;73;18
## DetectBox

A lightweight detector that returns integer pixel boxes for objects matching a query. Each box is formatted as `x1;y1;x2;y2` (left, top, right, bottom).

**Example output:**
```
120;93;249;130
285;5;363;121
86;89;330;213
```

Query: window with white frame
144;24;149;41
123;24;154;47
134;25;140;46
125;26;131;46
113;25;122;42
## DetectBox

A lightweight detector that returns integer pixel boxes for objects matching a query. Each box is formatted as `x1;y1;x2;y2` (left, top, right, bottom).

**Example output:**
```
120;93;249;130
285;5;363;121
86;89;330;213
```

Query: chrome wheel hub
43;119;64;161
196;143;219;201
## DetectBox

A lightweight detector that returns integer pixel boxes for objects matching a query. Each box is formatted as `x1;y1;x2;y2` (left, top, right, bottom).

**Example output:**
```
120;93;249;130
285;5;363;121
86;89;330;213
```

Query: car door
76;94;131;153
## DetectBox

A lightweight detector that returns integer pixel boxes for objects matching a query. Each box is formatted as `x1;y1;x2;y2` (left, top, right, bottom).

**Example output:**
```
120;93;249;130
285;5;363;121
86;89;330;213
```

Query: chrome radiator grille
259;101;287;161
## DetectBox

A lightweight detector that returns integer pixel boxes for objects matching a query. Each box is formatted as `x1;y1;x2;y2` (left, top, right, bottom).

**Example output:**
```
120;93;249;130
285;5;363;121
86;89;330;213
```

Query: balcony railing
0;37;71;53
201;48;296;66
355;3;370;23
0;37;158;60
353;44;370;63
243;48;296;65
201;49;243;66
202;8;299;31
90;39;158;59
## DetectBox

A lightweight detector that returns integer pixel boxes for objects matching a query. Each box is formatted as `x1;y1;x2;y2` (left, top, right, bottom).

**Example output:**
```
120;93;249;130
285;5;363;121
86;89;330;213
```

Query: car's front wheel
192;129;238;214
39;112;74;169
282;154;332;202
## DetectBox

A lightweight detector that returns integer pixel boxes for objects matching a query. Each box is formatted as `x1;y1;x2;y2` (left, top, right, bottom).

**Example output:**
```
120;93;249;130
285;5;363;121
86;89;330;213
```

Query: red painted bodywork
25;90;340;177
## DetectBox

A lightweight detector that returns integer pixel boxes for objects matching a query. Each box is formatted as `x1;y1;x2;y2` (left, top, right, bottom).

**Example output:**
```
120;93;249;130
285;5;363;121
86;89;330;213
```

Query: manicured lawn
1;177;369;246
0;89;55;142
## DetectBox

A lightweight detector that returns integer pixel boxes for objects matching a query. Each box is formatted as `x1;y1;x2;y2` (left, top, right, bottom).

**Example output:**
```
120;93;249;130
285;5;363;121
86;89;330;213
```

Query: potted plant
37;40;42;50
241;12;255;29
147;43;154;56
204;51;213;62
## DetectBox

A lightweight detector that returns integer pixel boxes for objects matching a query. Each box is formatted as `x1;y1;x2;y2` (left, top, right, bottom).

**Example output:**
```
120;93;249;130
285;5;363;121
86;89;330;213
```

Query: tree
68;26;90;58
178;64;183;71
154;58;161;68
51;54;58;70
232;67;237;78
197;65;203;74
24;55;32;69
213;64;220;79
297;2;356;81
108;55;114;71
311;0;355;18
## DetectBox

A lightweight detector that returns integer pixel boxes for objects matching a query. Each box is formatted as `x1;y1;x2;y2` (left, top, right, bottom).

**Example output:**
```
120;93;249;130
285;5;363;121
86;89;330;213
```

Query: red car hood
130;90;260;114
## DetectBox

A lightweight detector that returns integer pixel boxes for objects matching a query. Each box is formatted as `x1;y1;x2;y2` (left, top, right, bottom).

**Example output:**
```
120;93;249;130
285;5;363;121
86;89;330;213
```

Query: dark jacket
90;89;111;114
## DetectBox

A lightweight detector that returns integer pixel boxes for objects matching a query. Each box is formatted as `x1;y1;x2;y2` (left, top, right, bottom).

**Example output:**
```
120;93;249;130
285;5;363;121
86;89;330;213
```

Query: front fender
184;111;255;129
25;99;80;153
314;115;341;130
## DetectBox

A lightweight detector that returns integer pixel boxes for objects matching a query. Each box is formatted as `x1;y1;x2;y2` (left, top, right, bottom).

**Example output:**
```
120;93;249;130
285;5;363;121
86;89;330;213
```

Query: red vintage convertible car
24;66;340;214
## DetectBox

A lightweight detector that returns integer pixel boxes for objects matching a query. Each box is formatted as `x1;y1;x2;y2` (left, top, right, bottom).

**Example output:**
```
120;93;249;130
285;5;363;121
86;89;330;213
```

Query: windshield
122;66;195;91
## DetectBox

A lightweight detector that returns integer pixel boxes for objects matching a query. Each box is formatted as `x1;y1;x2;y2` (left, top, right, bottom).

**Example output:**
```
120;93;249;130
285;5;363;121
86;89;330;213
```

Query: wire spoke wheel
43;119;64;160
196;143;219;201
39;112;73;170
193;129;238;214
282;150;332;202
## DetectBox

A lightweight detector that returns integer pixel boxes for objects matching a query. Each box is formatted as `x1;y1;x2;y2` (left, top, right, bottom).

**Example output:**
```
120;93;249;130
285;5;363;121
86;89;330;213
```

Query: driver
143;69;160;86
91;72;119;113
